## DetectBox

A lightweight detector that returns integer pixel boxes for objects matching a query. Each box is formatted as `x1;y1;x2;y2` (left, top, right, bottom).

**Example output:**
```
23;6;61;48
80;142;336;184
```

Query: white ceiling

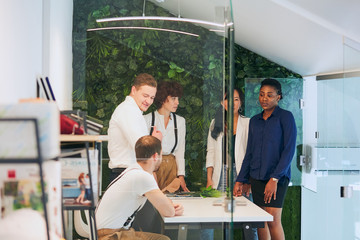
150;0;360;76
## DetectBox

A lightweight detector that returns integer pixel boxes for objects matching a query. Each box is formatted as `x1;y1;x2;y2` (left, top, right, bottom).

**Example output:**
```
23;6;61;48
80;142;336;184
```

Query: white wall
0;0;73;110
47;0;73;110
0;0;43;103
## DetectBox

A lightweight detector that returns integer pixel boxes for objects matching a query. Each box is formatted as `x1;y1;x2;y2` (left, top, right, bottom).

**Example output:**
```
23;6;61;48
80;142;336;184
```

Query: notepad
212;199;247;206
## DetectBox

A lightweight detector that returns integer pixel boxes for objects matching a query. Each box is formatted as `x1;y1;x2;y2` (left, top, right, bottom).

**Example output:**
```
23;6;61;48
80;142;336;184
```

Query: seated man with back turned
96;135;184;240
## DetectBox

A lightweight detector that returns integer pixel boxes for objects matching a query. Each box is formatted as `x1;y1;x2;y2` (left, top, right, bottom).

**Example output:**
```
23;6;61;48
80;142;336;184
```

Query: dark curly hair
154;81;183;109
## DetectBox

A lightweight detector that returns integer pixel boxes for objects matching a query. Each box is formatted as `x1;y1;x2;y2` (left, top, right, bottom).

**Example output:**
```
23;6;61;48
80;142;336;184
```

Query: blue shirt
236;106;297;183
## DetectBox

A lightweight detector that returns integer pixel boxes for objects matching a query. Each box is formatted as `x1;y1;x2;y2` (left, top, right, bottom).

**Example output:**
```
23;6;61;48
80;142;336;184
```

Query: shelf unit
0;118;51;240
60;110;102;240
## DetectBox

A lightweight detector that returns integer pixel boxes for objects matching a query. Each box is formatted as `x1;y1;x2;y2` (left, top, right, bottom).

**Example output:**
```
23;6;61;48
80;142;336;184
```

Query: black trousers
108;168;126;183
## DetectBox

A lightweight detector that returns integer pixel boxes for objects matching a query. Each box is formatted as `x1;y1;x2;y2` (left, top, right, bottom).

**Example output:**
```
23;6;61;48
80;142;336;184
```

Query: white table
60;134;108;142
163;196;273;240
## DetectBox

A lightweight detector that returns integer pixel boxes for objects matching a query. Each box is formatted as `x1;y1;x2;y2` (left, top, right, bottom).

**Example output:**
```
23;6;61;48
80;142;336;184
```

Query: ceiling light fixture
209;29;225;33
91;0;232;37
87;26;199;37
96;16;228;28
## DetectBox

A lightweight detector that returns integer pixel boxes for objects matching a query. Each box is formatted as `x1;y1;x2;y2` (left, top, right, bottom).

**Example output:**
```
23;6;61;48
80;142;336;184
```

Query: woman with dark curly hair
144;81;189;192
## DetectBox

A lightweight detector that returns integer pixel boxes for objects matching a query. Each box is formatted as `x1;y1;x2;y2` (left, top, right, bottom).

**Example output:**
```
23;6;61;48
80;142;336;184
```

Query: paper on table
212;198;247;206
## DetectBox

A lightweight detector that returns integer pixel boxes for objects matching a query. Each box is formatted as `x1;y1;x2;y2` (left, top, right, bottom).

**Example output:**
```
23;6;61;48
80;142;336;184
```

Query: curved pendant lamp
87;26;199;37
90;0;230;36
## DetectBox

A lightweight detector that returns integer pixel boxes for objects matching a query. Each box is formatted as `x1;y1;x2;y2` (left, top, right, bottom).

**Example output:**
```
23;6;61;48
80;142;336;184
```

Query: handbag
60;114;84;134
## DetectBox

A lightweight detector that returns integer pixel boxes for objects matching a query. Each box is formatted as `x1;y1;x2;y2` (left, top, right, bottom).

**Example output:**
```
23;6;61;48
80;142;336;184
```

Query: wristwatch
272;178;279;182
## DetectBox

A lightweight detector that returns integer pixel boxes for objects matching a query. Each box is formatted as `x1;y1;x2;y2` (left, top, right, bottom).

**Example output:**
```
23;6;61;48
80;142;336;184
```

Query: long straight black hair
211;88;245;140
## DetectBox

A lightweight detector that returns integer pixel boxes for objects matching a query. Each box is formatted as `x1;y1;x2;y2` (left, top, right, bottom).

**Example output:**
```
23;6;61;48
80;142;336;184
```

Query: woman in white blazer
203;88;258;240
206;88;249;190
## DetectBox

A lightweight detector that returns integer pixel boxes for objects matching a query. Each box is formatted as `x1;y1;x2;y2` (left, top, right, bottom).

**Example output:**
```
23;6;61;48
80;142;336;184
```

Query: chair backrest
74;210;96;239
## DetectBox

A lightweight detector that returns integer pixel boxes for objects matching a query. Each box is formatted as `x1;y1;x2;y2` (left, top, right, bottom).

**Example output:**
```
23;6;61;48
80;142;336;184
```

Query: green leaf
168;69;176;78
200;186;222;198
169;62;177;69
208;62;216;70
119;9;128;15
96;109;105;118
190;152;198;159
145;61;154;69
176;68;185;73
191;97;203;107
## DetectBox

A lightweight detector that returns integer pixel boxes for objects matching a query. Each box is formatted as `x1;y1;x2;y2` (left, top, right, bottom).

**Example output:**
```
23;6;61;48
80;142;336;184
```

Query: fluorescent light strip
87;26;199;37
209;29;225;33
96;16;231;28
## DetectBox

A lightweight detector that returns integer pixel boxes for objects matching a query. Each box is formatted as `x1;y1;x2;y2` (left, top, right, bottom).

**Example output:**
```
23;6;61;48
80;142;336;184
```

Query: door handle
340;186;353;198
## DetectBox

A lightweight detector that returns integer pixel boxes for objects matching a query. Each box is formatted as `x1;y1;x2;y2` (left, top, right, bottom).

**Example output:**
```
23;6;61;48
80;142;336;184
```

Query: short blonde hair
133;73;157;89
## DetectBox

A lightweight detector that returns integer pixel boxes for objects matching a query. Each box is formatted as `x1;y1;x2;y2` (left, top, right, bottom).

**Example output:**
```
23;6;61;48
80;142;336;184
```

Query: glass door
302;38;360;239
72;0;234;239
340;38;360;239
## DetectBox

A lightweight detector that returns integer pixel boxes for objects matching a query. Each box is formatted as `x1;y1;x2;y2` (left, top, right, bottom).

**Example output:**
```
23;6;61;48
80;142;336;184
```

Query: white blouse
144;111;186;176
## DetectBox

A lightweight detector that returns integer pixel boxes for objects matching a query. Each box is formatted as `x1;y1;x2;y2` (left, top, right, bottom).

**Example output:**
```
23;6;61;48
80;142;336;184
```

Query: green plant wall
73;0;301;238
73;0;227;190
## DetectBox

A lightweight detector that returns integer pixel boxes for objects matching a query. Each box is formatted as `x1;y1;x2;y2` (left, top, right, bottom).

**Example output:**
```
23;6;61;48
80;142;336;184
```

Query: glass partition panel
316;77;360;169
340;39;360;240
73;0;238;239
302;40;360;239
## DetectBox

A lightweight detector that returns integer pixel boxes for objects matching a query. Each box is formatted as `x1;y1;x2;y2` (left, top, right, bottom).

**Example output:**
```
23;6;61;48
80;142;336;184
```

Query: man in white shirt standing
107;73;162;182
96;135;183;240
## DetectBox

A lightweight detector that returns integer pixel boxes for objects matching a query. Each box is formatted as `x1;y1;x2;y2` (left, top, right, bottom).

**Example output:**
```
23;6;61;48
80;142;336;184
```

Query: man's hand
151;126;162;141
179;175;190;192
173;203;184;216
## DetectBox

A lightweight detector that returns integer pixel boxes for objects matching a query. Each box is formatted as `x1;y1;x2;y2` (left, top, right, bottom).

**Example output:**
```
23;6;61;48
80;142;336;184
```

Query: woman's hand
242;183;251;197
206;167;214;189
264;179;278;204
179;175;190;192
233;182;243;197
206;179;214;189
